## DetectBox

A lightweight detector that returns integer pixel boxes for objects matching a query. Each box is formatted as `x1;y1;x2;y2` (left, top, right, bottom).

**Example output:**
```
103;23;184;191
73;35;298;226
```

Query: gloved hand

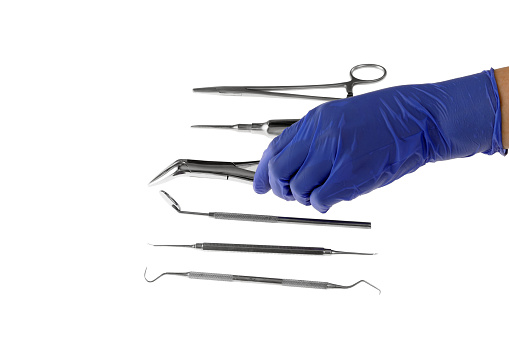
253;69;506;213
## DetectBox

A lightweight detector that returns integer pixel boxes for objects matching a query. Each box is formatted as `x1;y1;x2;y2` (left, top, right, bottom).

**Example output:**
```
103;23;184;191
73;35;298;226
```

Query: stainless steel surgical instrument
144;268;380;293
148;159;258;186
158;190;370;228
150;242;375;255
193;64;387;101
191;119;299;137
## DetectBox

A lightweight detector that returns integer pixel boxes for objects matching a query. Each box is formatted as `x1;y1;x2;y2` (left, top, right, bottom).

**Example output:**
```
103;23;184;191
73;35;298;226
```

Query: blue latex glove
253;69;506;213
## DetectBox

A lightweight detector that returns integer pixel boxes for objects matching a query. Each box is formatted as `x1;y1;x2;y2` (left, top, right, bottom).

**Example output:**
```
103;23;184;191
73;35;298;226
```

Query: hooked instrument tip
144;268;189;283
361;280;382;295
330;280;381;294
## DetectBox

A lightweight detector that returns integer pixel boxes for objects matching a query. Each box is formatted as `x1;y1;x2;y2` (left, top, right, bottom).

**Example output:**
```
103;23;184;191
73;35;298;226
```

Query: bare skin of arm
494;67;509;149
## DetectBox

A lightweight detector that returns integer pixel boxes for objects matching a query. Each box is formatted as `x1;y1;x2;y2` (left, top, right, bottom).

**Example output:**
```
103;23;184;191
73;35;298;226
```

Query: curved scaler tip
359;280;381;295
144;268;189;283
330;280;381;294
144;268;151;282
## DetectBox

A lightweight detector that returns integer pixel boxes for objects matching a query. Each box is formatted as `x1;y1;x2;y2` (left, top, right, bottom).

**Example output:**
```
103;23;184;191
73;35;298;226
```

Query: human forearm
494;67;509;148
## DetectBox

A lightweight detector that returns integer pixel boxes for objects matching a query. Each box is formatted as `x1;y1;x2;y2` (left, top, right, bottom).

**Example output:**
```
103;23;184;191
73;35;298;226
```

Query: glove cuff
483;68;507;156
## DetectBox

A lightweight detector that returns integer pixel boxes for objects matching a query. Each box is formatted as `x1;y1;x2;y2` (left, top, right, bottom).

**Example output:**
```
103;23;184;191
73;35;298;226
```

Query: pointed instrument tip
193;87;218;93
191;124;236;129
330;250;377;256
148;243;195;248
147;160;183;187
148;172;166;186
148;174;163;186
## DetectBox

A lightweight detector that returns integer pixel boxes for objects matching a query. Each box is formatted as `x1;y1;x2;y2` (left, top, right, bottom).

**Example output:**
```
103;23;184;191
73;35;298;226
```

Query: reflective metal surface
148;159;259;186
191;119;299;137
193;64;387;101
158;190;370;229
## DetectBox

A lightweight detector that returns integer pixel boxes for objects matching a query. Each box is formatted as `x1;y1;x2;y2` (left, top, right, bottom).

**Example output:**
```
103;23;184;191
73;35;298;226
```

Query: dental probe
150;243;375;255
144;268;381;293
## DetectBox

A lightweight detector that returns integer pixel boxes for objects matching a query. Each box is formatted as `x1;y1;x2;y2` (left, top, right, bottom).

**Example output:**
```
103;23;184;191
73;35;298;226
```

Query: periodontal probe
149;243;376;256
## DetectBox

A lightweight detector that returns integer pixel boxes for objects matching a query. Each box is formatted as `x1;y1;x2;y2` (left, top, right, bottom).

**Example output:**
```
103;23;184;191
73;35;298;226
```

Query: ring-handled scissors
193;64;387;101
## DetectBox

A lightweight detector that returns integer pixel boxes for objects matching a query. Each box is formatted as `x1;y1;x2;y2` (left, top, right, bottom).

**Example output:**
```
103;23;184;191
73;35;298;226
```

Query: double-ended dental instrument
144;268;380;293
150;242;375;256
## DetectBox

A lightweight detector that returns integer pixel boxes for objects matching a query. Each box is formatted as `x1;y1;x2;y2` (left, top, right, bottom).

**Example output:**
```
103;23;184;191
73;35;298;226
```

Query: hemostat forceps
149;159;259;186
193;64;387;101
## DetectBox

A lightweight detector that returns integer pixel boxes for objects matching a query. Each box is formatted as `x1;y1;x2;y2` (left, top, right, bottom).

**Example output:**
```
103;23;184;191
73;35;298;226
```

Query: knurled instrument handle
281;279;329;289
201;242;327;255
211;212;278;223
210;212;370;228
188;272;234;282
187;271;331;289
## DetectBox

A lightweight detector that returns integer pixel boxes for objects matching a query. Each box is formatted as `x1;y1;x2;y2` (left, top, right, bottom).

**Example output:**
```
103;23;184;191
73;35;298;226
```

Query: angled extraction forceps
149;159;259;186
193;64;387;101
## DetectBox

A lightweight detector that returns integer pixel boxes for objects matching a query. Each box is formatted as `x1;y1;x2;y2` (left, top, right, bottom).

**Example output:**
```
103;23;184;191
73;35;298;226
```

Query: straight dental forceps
193;64;387;101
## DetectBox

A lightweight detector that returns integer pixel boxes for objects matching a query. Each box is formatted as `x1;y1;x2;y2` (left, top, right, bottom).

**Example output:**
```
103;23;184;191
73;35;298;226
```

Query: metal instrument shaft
144;268;380;293
191;119;299;137
160;190;371;229
150;242;375;255
193;64;387;101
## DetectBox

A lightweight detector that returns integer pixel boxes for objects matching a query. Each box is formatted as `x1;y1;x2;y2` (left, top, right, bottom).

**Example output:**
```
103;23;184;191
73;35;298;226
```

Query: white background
1;1;508;338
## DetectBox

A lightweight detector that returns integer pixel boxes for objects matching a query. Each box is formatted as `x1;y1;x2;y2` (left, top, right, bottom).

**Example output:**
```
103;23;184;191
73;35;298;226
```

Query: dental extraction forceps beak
193;64;387;101
148;159;259;186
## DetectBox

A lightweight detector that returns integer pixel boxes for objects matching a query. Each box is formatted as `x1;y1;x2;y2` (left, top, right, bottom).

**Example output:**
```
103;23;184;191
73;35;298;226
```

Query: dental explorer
144;268;380;293
160;190;371;229
150;243;375;255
